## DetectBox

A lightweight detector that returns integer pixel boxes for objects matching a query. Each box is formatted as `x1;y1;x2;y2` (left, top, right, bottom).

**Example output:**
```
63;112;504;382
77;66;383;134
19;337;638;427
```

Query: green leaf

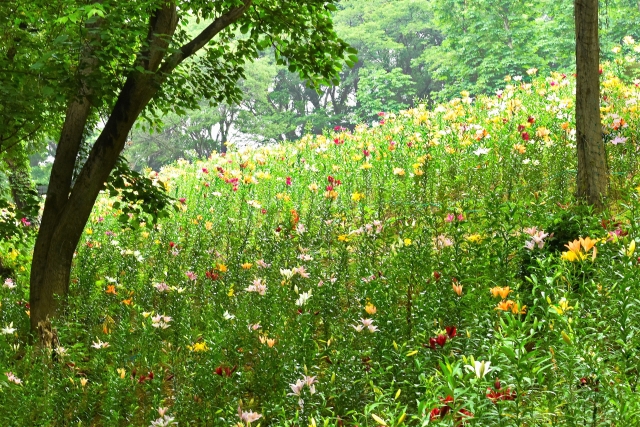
501;346;517;362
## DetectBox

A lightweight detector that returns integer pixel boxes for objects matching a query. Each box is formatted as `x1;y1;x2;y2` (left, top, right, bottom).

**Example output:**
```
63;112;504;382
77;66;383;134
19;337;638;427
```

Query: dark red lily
429;407;441;421
486;379;516;402
215;365;237;377
429;337;437;349
445;326;457;338
138;371;154;383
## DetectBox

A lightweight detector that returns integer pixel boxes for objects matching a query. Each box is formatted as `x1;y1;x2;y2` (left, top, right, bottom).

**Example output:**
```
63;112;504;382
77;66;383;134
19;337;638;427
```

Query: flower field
1;67;640;426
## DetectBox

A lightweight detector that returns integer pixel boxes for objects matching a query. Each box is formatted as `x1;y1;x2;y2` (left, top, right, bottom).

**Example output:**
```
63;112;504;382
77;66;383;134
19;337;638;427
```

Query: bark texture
575;0;608;208
29;1;252;330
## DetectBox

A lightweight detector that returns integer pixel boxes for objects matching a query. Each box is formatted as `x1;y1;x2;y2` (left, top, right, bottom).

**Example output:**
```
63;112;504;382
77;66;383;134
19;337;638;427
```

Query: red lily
215;365;237;377
445;326;457;338
429;407;441;421
429;337;437;349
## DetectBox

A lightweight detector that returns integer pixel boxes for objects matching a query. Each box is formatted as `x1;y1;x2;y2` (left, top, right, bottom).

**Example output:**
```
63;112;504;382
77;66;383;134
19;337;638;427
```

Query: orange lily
452;283;463;296
491;286;511;299
580;236;597;252
495;300;515;311
511;302;527;315
565;239;581;255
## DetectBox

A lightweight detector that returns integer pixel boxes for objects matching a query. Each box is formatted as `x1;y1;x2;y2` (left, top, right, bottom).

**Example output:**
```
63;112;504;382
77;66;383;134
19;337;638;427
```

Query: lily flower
565;239;582;255
238;408;262;424
490;286;511;299
1;322;16;335
465;360;492;378
289;379;305;396
452;282;463;296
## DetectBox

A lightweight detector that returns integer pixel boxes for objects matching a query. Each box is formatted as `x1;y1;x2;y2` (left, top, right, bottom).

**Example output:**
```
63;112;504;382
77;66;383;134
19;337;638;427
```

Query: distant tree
423;0;576;99
355;68;416;122
598;0;640;57
575;0;608;208
127;102;234;170
236;0;437;141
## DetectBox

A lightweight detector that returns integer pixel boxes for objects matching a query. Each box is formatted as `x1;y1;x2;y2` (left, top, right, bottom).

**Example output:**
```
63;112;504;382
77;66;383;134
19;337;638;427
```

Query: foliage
422;0;576;100
120;0;640;173
0;2;68;154
104;156;178;230
355;67;416;122
2;65;640;425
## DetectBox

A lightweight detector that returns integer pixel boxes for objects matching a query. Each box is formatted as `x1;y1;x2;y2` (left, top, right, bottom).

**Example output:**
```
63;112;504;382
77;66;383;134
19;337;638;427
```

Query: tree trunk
29;0;252;330
29;2;179;330
30;76;157;330
220;118;229;154
30;97;94;331
501;8;513;50
575;0;608;208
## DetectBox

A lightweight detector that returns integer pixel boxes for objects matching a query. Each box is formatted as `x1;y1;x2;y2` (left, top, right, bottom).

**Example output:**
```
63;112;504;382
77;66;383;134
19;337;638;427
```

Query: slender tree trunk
575;0;608;208
501;10;513;49
4;155;35;212
219;117;229;154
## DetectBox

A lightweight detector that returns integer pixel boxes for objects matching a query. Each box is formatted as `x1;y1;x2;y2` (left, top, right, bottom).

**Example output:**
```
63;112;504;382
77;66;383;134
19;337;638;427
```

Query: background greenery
100;0;640;173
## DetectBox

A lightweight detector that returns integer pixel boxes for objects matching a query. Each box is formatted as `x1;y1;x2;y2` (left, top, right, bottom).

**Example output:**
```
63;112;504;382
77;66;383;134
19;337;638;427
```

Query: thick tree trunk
29;0;252;330
30;77;156;330
29;2;179;330
575;0;608;208
30;97;94;330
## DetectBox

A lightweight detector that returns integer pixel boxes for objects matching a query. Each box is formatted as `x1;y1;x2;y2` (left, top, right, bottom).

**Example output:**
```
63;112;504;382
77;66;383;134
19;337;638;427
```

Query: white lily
1;322;16;335
465;360;492;379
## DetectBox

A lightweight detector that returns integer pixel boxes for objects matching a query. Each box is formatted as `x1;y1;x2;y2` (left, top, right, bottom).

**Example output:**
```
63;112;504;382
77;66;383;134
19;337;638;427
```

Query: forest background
5;0;638;185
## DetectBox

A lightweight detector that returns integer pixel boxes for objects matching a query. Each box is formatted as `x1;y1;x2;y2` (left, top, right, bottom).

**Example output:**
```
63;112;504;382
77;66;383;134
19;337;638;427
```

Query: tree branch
0;123;43;155
159;0;252;75
137;1;178;72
